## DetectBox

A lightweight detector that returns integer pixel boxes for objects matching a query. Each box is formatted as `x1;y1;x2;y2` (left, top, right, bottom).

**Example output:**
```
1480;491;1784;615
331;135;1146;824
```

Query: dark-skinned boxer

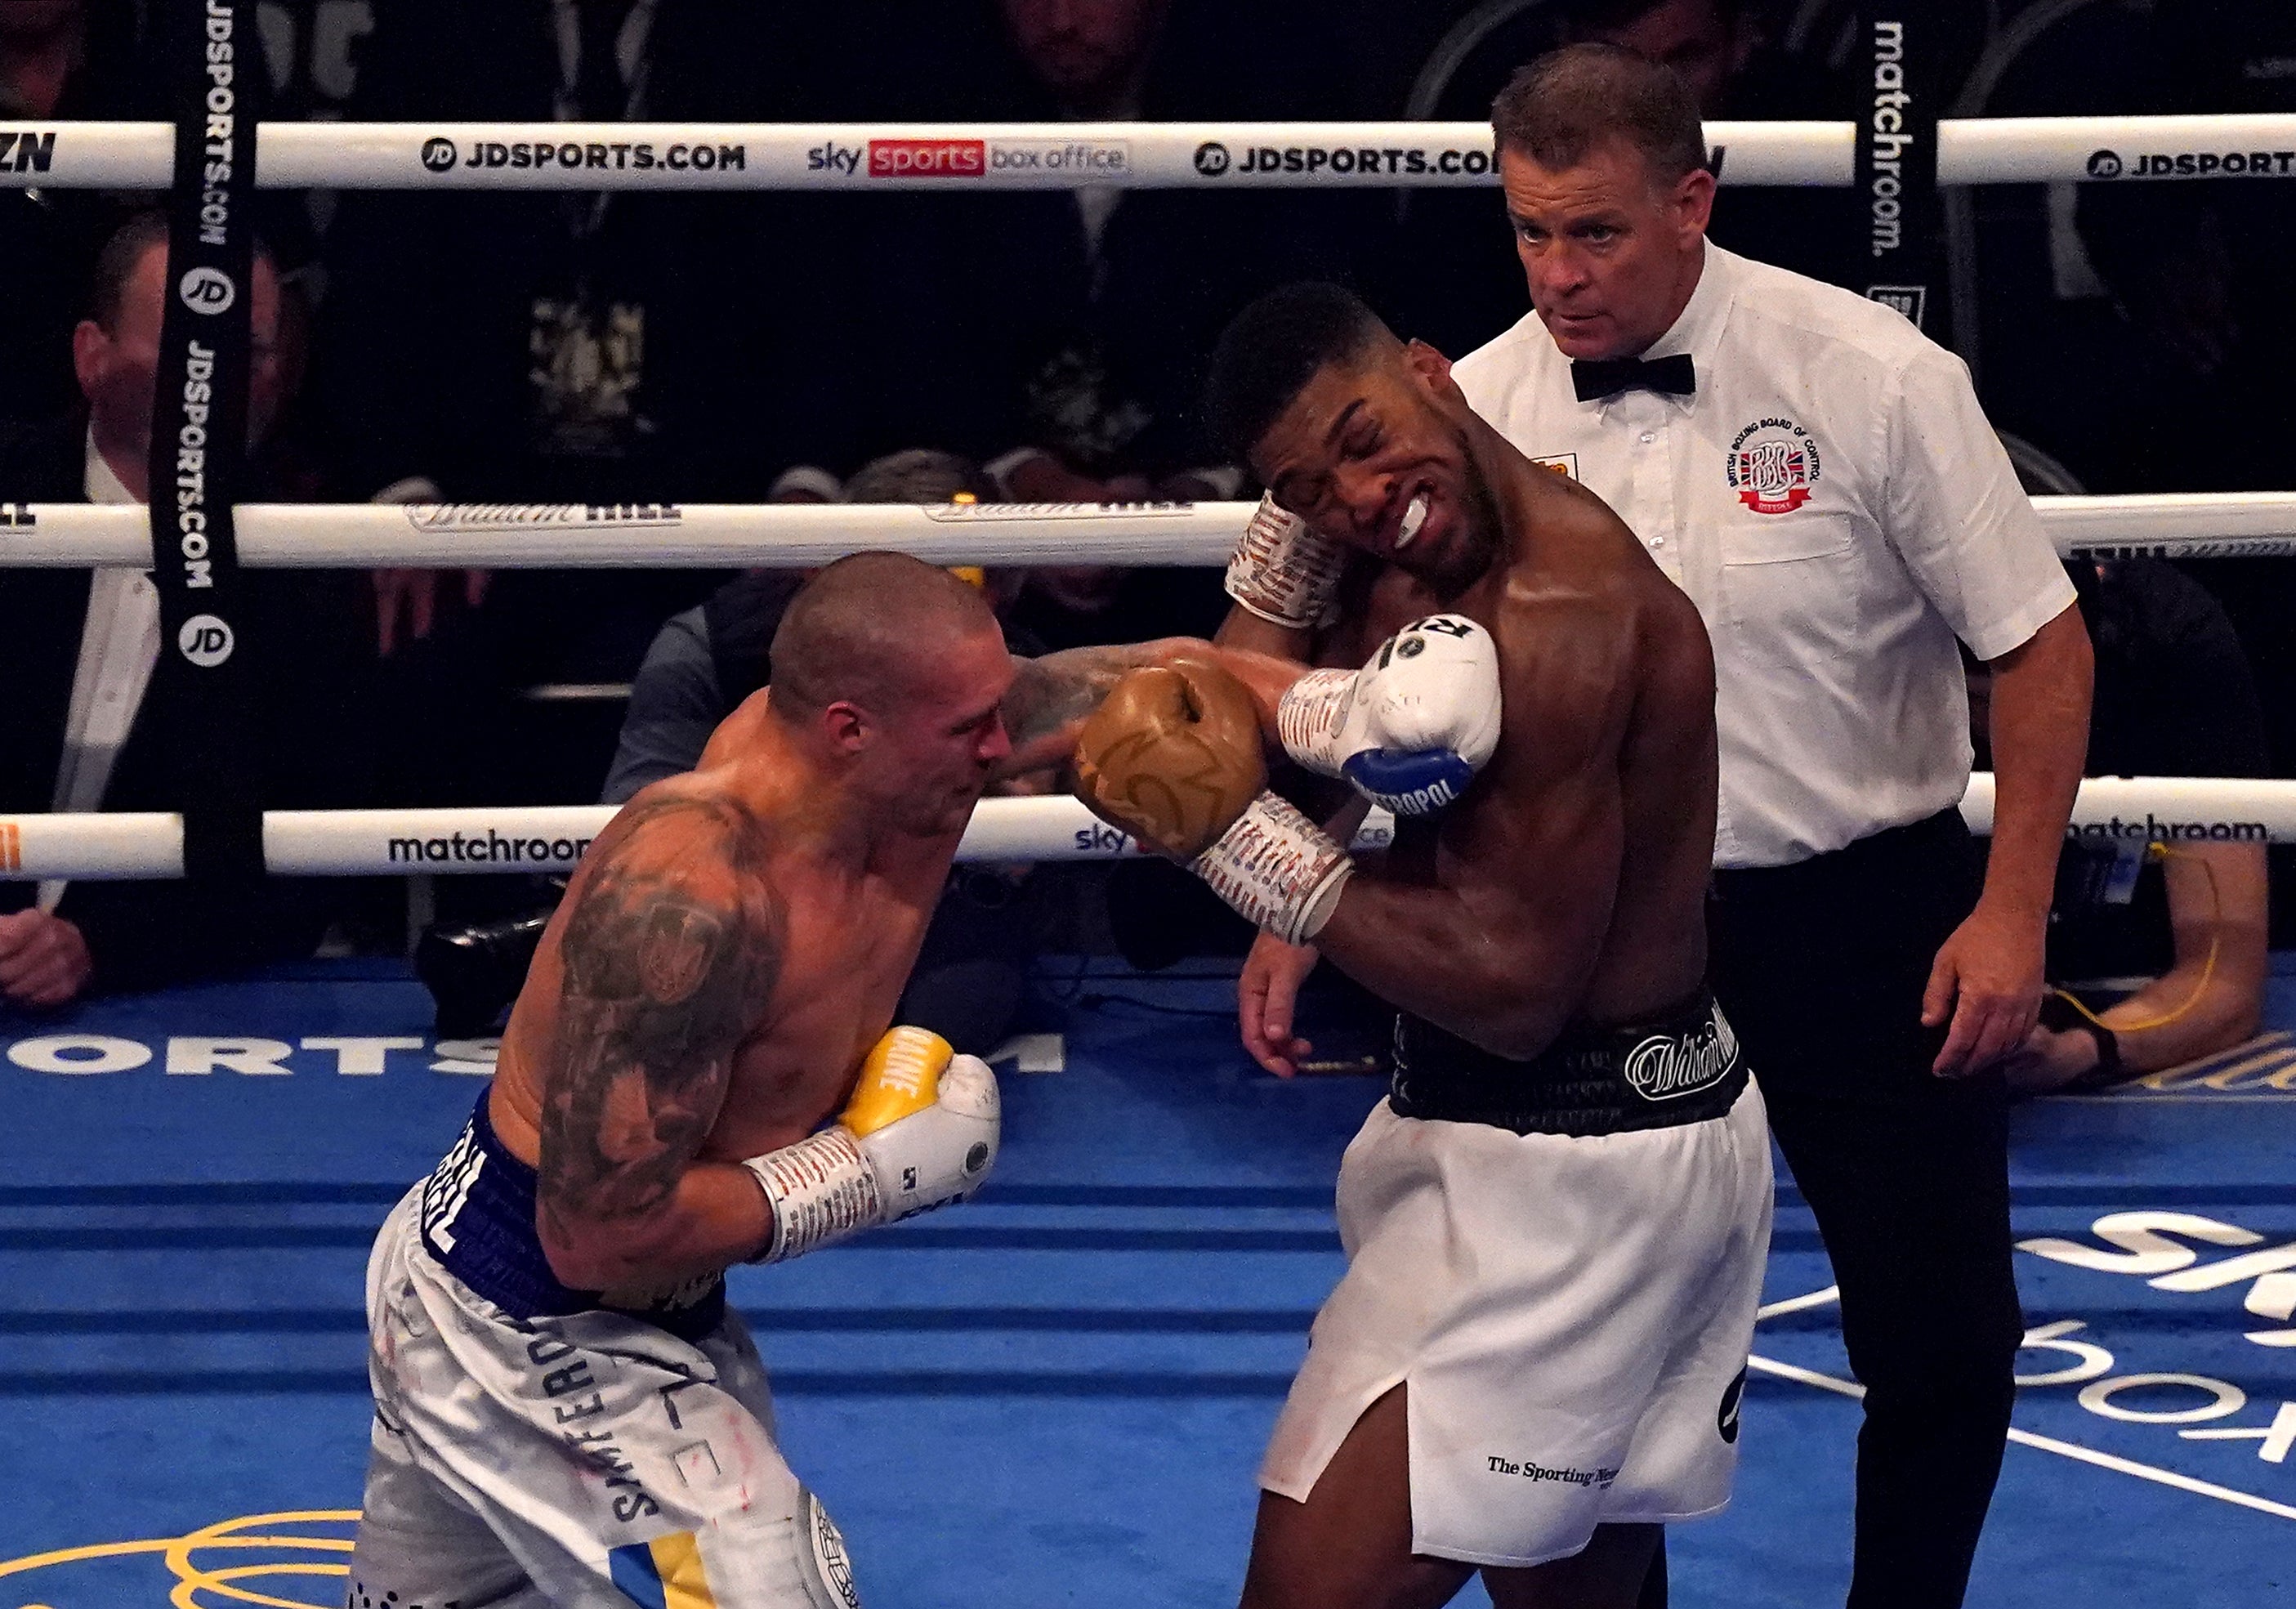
1072;281;1772;1609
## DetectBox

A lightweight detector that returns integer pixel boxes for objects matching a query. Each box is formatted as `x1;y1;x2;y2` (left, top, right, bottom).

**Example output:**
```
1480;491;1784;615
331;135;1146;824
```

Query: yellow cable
2051;842;2221;1034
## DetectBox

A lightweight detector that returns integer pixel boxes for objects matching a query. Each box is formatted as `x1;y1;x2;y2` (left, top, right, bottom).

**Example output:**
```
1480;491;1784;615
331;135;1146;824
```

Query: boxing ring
5;74;2296;1609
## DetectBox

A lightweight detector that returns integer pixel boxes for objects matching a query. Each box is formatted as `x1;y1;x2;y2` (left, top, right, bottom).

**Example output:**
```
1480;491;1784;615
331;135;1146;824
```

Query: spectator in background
0;212;368;1004
1981;7;2296;865
599;449;1038;1054
2047;183;2282;498
846;0;1361;502
0;2;163;417
313;1;855;900
1970;560;2271;1093
605;450;1000;802
796;0;1359;655
0;0;311;422
1995;173;2296;944
314;1;837;689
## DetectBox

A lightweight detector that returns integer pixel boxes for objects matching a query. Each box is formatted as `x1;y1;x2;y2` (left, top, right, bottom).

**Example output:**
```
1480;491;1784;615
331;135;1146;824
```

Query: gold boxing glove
1073;655;1267;859
1074;655;1351;945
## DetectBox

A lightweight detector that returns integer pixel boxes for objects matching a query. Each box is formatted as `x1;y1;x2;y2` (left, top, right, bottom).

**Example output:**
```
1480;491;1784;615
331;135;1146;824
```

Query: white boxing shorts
1259;994;1774;1569
345;1099;860;1609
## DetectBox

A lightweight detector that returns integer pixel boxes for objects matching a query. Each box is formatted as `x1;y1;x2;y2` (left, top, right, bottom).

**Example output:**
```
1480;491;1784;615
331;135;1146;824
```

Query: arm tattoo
538;799;780;1240
1000;641;1190;775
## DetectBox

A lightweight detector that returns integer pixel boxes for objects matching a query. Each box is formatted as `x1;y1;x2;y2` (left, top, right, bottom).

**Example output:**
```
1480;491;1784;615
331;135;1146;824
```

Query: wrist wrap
1275;668;1357;777
1192;791;1353;945
744;1127;883;1264
1226;497;1346;629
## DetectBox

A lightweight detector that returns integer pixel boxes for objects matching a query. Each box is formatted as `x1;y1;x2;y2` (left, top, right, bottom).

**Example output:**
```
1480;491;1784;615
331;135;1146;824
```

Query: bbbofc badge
1726;416;1821;515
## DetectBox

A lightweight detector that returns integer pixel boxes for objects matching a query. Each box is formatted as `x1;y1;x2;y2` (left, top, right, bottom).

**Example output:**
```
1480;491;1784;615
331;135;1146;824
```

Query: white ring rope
5;494;2296;568
0;776;2283;881
0;498;1243;568
4;114;2293;191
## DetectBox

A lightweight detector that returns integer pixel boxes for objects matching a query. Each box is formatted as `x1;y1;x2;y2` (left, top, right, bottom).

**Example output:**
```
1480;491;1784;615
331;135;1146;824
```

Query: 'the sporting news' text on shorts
344;1116;860;1608
1259;995;1775;1569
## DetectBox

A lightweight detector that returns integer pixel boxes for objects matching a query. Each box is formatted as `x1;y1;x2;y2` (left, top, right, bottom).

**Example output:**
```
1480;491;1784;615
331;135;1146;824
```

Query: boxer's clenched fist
744;1026;1001;1263
1074;655;1266;859
1074;654;1354;945
1278;614;1503;816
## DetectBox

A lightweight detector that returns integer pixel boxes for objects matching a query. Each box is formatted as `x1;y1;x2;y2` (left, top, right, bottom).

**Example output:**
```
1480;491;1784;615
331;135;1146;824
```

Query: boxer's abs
1386;810;1709;1033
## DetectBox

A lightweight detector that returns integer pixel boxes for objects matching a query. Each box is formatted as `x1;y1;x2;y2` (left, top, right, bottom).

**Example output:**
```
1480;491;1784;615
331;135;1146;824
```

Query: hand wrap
1225;494;1347;629
1190;791;1353;945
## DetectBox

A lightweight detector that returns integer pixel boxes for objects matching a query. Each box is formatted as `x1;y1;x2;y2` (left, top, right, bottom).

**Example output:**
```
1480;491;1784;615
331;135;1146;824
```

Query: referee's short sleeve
1880;347;2075;662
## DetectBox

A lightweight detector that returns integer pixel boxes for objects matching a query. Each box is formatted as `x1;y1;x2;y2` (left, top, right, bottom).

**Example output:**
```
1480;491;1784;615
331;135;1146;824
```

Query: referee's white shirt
1452;240;2075;870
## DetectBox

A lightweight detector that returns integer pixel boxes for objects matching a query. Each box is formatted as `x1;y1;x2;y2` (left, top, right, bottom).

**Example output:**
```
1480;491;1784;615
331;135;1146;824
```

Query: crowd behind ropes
0;0;2286;1087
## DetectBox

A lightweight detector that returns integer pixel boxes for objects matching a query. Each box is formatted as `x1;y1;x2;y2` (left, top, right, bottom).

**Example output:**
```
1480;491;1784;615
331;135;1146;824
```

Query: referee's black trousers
1709;809;2023;1609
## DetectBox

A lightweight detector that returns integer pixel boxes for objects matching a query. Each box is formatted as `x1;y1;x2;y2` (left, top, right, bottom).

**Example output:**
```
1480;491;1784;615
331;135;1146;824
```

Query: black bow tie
1570;353;1696;402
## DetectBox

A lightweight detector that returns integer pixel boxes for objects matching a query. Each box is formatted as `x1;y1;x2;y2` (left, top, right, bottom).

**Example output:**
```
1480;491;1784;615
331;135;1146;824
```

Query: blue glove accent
1342;748;1476;816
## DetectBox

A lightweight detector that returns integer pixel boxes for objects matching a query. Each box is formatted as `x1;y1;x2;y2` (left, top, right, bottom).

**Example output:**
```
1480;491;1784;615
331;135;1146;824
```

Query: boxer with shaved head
346;551;1199;1609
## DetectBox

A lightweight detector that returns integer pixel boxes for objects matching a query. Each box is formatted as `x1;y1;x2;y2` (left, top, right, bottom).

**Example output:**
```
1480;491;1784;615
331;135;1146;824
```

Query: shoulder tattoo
538;798;782;1231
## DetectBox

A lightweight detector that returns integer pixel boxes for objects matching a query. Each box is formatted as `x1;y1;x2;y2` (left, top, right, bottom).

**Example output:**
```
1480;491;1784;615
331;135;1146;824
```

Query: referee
1223;45;2091;1608
1442;46;2090;1607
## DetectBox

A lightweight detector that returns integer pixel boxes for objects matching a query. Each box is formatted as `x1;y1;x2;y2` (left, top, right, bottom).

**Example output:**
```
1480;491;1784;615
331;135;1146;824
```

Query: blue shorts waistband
417;1090;726;1345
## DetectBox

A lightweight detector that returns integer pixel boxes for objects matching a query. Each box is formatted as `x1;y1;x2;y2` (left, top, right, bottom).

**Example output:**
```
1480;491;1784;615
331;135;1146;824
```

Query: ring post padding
1851;14;1944;333
146;0;265;887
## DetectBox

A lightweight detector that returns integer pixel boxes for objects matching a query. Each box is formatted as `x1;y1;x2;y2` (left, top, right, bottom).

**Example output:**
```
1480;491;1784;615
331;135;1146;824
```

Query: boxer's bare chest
1324;567;1453;666
699;868;937;1159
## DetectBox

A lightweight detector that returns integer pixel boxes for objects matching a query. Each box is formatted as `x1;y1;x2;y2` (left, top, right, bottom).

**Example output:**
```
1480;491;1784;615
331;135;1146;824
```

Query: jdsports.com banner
145;0;264;883
2;118;2294;193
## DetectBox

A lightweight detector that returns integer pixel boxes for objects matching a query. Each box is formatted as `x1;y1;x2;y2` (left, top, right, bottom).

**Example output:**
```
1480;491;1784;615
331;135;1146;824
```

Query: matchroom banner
1855;7;1943;335
145;0;264;883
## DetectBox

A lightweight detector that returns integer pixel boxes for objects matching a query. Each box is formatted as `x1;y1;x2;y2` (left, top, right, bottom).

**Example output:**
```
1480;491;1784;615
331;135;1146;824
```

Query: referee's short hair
1204;281;1391;463
1492;42;1708;184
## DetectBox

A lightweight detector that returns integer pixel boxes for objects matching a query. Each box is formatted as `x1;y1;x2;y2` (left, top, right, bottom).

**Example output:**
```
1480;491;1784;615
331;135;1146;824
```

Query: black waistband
1710;807;1972;900
1389;989;1749;1137
417;1091;726;1345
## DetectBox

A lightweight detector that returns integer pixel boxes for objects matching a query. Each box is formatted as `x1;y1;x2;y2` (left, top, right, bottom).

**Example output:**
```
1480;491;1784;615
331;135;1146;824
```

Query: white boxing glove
1275;615;1503;815
744;1027;1000;1263
1225;494;1347;629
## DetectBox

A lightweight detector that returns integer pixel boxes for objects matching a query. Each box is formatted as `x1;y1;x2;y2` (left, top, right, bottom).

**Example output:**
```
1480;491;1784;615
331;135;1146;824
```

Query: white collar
83;428;139;506
1642;239;1735;368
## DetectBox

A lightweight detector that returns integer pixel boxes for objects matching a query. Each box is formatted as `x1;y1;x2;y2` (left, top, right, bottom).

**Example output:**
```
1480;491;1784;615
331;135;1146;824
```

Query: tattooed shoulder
538;796;784;1230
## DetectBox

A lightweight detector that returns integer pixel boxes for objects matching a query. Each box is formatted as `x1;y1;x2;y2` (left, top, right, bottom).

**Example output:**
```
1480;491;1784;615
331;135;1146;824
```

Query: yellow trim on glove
841;1026;954;1137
